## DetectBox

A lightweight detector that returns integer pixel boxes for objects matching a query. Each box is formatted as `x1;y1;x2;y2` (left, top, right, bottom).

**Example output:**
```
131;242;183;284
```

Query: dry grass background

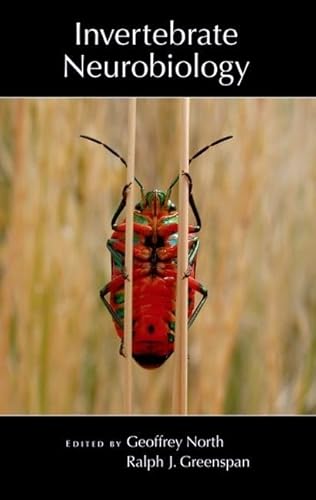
0;99;316;414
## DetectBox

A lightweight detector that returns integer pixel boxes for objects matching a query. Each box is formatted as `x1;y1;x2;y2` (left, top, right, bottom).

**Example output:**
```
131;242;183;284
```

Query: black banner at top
0;15;313;97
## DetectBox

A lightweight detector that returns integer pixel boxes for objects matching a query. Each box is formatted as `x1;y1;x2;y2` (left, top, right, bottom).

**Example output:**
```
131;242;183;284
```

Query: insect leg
186;240;208;325
100;237;130;326
107;239;124;267
188;238;199;266
182;238;199;278
159;262;207;327
111;182;132;229
99;274;125;329
182;171;201;231
188;277;208;328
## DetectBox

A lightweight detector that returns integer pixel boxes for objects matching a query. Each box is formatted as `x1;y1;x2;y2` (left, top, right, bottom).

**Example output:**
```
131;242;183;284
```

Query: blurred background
0;99;316;414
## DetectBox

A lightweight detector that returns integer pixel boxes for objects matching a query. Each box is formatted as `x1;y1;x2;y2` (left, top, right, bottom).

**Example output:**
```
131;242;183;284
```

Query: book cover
0;12;315;483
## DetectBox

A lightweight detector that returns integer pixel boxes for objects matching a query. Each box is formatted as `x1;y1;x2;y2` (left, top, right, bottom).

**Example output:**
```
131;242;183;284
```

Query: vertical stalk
173;99;190;414
124;99;136;414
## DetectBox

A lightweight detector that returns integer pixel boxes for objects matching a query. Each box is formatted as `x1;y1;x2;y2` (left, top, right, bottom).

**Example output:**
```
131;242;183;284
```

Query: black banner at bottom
0;415;314;481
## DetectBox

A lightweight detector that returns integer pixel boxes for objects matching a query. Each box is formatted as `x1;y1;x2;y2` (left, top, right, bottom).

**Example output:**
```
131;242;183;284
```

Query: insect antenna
189;135;233;164
80;134;144;196
165;134;233;201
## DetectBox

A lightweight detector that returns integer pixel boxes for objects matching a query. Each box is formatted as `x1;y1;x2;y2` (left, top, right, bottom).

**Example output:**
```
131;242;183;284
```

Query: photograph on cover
0;98;315;414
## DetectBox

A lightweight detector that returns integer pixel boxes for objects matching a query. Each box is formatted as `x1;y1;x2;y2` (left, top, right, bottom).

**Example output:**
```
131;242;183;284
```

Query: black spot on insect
147;324;155;334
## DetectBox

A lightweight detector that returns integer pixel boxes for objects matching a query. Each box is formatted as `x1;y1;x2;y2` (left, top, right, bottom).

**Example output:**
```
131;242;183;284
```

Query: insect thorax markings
134;190;178;275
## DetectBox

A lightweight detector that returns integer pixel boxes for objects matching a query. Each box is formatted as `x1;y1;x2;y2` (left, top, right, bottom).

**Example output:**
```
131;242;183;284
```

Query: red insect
81;134;232;369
